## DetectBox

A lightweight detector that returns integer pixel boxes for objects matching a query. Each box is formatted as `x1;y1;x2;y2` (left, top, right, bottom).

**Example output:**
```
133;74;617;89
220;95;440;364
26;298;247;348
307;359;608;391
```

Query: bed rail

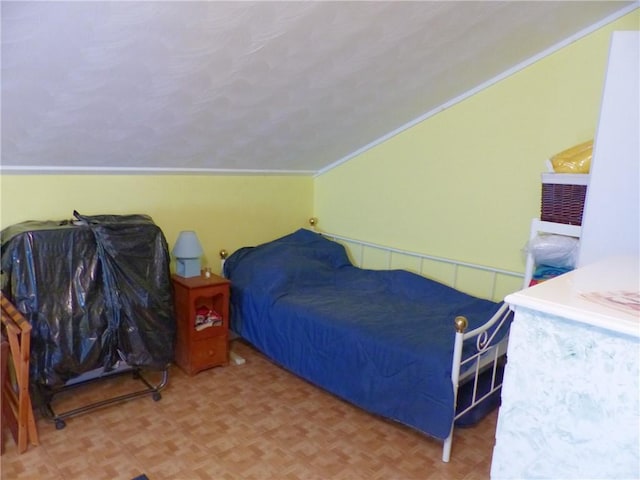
309;218;522;302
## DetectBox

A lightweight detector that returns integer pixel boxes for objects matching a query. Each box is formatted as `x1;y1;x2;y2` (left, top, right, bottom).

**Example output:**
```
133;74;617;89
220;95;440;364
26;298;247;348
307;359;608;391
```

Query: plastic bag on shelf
525;233;579;269
530;264;573;286
547;140;593;174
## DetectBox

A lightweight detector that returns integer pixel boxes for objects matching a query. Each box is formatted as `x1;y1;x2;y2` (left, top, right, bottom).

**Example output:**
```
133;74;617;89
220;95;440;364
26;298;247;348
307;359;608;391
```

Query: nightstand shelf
172;273;230;375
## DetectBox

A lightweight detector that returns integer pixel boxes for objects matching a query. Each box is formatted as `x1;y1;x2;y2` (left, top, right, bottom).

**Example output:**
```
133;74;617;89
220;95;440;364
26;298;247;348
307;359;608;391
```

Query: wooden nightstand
172;273;230;375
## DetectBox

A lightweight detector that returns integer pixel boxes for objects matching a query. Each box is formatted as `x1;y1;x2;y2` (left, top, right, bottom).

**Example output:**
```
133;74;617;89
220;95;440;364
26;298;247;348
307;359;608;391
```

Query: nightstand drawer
191;336;228;370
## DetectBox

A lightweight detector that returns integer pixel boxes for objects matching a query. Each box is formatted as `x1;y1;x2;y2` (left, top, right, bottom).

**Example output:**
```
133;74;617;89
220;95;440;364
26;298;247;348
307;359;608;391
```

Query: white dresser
491;256;640;479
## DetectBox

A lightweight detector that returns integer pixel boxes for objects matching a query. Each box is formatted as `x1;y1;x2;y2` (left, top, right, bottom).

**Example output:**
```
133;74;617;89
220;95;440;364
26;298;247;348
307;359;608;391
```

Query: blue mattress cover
224;229;505;439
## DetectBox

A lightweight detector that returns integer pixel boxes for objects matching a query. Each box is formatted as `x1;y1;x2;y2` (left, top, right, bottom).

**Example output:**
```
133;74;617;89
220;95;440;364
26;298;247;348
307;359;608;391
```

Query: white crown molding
0;165;316;176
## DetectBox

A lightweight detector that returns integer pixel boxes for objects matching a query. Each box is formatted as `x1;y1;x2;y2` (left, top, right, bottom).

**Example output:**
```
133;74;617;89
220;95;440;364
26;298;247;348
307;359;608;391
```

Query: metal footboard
443;303;513;462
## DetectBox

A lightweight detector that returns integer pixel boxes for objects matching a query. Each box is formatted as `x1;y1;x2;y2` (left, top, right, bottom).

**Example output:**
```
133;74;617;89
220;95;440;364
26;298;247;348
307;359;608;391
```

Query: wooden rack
1;292;39;453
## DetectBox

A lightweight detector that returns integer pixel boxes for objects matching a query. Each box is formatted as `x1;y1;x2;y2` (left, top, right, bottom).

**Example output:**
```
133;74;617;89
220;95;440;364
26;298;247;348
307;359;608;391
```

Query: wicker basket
540;173;589;225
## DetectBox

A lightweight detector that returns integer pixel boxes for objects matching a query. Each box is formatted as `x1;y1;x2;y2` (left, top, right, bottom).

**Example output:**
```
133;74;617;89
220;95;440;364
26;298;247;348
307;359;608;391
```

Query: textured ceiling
1;1;635;174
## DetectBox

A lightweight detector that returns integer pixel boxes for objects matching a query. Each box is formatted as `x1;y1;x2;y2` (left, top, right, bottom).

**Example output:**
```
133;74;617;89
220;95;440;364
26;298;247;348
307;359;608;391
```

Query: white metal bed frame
221;221;523;462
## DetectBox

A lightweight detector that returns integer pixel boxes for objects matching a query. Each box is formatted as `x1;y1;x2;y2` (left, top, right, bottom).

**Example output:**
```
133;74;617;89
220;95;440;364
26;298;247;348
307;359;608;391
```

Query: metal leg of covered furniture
40;367;169;430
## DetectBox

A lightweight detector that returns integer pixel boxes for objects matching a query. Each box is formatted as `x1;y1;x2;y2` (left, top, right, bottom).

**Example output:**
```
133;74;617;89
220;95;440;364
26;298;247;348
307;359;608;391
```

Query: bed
223;228;517;461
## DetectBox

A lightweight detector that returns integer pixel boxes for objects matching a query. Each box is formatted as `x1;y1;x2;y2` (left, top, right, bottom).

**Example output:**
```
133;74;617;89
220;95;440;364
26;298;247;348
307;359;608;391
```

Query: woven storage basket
540;173;589;225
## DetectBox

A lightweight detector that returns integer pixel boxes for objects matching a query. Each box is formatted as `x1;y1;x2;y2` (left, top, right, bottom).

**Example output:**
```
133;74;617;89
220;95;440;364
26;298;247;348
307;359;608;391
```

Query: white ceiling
1;1;635;174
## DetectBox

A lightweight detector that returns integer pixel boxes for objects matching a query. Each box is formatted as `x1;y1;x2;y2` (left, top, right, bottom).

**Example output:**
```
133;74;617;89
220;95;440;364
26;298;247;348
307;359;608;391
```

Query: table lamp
172;230;203;278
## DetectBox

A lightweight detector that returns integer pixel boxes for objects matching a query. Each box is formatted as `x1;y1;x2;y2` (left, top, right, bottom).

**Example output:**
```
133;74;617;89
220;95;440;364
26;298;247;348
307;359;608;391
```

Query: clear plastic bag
525;233;579;269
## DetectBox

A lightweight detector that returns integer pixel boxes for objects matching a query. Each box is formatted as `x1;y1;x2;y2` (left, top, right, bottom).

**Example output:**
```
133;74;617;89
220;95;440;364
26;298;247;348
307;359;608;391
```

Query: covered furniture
1;212;176;427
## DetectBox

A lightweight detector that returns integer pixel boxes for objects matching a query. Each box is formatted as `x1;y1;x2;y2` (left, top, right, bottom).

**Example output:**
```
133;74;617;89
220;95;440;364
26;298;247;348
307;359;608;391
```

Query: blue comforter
224;229;504;439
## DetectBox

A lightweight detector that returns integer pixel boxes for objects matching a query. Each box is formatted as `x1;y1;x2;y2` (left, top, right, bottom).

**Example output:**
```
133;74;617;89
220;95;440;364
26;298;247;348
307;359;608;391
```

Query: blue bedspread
224;229;504;439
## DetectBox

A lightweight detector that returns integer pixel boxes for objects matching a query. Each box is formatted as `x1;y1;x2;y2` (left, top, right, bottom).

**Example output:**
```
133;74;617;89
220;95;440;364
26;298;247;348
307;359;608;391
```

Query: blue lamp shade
172;230;203;278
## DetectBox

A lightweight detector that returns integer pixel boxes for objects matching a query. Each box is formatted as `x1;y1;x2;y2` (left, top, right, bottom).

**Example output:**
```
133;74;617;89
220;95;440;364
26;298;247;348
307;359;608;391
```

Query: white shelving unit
578;32;639;266
523;218;581;289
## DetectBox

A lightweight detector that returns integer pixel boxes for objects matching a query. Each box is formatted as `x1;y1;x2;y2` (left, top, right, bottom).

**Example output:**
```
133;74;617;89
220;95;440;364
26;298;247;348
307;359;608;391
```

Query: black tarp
0;211;176;390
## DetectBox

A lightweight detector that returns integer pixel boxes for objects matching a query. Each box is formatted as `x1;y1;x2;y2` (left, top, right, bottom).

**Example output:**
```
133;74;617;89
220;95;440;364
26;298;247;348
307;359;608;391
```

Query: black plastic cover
1;211;176;390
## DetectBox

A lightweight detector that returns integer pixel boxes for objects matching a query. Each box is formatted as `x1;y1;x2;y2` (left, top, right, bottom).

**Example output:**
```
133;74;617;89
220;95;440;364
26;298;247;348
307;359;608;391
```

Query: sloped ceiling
1;1;635;174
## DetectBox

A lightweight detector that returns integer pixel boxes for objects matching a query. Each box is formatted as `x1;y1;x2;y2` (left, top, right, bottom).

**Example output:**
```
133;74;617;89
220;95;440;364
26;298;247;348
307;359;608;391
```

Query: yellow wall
0;174;313;274
314;11;639;284
1;10;637;291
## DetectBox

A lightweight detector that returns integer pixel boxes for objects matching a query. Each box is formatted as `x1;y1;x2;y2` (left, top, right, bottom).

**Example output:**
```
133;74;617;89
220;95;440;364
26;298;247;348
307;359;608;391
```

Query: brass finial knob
309;217;318;227
454;316;468;333
219;249;228;260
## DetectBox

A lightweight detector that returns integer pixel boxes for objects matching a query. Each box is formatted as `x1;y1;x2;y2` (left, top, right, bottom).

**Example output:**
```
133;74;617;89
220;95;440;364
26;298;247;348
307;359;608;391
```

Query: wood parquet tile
1;341;498;480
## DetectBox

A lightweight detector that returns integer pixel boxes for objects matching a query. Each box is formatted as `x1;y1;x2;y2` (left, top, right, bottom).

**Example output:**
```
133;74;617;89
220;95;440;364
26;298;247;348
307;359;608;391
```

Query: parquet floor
1;341;497;480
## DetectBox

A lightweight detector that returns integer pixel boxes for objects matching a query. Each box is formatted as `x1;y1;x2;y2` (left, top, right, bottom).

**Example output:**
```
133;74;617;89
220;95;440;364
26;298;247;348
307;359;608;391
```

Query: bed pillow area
223;229;351;291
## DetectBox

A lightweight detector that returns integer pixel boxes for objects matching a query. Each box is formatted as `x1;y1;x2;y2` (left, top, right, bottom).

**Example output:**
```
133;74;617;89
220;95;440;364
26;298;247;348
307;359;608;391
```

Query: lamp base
175;258;201;278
